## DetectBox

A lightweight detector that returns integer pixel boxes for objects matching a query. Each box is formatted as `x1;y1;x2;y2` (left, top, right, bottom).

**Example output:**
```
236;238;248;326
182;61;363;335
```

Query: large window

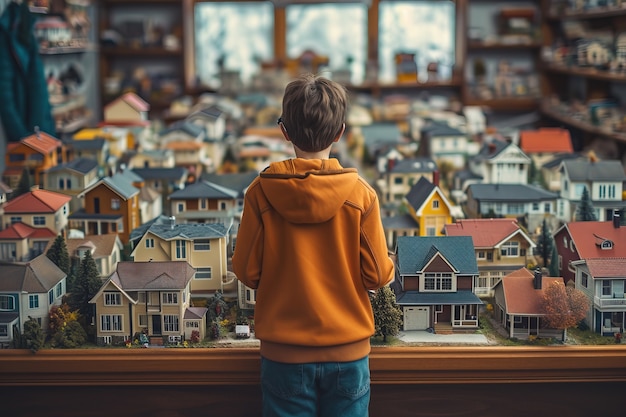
101;315;123;332
0;295;15;311
164;315;180;332
423;272;453;292
378;1;455;83
195;1;274;88
286;3;367;84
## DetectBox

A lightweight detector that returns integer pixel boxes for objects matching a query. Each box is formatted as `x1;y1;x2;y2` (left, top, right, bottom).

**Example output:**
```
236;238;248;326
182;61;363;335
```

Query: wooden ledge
2;345;625;386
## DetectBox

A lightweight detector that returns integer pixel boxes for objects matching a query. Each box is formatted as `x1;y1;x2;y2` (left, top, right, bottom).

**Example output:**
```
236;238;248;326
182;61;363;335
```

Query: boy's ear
333;123;346;142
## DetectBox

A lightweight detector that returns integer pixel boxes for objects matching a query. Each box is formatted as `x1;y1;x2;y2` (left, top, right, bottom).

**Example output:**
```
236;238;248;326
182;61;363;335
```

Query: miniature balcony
1;345;625;417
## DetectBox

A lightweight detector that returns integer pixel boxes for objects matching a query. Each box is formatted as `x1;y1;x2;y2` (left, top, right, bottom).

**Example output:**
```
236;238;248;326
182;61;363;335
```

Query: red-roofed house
445;218;536;297
556;218;626;336
3;131;63;188
0;222;56;262
519;128;573;166
1;188;71;235
493;268;566;340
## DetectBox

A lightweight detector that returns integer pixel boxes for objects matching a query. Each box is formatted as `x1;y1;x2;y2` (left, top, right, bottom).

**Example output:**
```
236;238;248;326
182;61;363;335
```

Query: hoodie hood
259;158;359;224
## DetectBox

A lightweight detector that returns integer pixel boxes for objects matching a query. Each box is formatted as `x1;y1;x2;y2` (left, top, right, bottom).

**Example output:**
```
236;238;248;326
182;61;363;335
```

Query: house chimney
387;158;397;172
534;268;542;290
169;216;176;229
433;170;440;187
613;209;621;229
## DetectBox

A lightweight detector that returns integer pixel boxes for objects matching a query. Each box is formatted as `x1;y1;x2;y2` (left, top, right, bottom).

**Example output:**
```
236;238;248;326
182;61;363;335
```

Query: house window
55;282;63;298
563;236;567;246
477;251;486;260
139;315;148;327
9;153;25;162
58;178;65;190
32;241;48;257
486;252;493;262
175;240;186;259
104;293;122;306
581;272;588;288
394;177;403;185
0;295;15;311
111;199;121;210
67;179;72;189
33;216;45;226
246;288;256;303
186;321;199;328
423;273;453;291
101;315;122;332
544;203;550;213
426;227;436;236
162;293;178;304
432;200;440;209
558;255;562;270
532;202;539;211
164;315;179;332
196;267;212;279
602;281;611;296
10;216;22;224
29;294;39;309
194;239;211;251
49;289;54;305
117;220;124;233
200;198;208;210
177;203;185;213
220;202;227;210
500;241;519;257
145;238;154;248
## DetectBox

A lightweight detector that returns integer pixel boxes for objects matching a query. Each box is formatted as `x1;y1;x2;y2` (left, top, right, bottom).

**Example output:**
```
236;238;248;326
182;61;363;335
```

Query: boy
232;73;395;417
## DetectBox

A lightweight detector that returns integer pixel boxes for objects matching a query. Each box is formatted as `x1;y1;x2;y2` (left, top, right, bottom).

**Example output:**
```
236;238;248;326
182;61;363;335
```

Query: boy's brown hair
280;73;347;153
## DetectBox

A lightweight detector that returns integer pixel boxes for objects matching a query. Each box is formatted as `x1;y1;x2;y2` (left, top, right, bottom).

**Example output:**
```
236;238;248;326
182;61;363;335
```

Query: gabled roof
382;214;418;230
201;171;258;196
188;104;225;122
146;223;228;241
131;167;188;181
586;258;626;278
562;221;626;259
65;138;107;151
520;128;573;154
389;157;437;174
561;159;626;182
420;121;465;137
78;173;139;199
473;139;510;160
3;188;71;213
106;92;150;112
159;120;204;138
444;218;535;249
184;307;208;320
109;261;196;291
45;157;98;175
397;236;478;275
0;222;56;240
467;183;558;202
497;268;563;315
541;152;584;170
405;177;453;215
65;234;122;259
169;180;238;200
13;131;61;154
0;255;65;293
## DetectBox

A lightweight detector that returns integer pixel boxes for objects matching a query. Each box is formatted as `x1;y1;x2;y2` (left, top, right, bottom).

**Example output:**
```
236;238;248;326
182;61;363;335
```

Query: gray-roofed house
131;166;189;216
168;180;239;233
186;104;227;142
468;139;531;185
377;157;438;206
391;236;482;333
44;157;100;213
64;138;110;175
558;158;626;223
420;120;475;169
540;152;584;192
358;122;405;162
465;183;559;233
201;171;258;217
70;172;141;245
126;148;176;170
130;221;233;298
89;260;202;345
0;255;67;347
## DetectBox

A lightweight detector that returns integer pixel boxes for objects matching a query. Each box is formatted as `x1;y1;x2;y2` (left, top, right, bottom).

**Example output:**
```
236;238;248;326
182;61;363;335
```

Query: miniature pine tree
70;251;101;325
370;286;403;343
535;219;553;268
11;167;33;200
575;187;597;221
46;235;71;276
548;243;559;277
23;317;45;353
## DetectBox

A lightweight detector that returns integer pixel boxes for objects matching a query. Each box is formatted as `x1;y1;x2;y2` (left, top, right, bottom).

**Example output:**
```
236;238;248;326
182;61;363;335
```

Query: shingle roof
159;120;204;138
397;236;478;275
3;189;71;213
382;214;418;229
445;218;530;248
473;139;510;161
131;167;188;181
562;159;626;182
405;177;436;211
467;183;558;202
65;234;121;259
184;307;209;320
101;173;139;199
107;92;149;112
18;131;61;154
499;268;563;315
566;221;626;259
46;157;99;175
421;121;465;137
110;261;195;290
147;223;228;240
0;222;56;240
389;158;437;173
586;258;626;278
169;180;238;200
0;255;65;293
520;128;573;154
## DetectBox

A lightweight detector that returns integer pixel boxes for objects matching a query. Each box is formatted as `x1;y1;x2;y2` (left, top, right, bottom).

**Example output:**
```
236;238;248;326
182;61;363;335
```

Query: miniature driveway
397;331;493;345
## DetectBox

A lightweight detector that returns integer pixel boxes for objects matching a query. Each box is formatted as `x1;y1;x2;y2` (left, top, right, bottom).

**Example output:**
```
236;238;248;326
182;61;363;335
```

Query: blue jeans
260;356;370;417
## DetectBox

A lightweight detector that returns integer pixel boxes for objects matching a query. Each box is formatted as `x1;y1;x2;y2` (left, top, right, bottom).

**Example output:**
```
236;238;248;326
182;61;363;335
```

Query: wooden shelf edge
540;102;626;143
547;7;626;20
542;63;626;83
467;42;542;51
1;346;625;386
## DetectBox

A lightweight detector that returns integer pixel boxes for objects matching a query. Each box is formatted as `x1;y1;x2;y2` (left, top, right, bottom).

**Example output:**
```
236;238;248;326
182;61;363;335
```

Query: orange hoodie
232;158;395;363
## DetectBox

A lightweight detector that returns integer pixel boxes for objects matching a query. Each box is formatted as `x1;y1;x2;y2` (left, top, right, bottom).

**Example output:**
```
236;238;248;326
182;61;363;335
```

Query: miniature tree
370;286;403;343
541;281;589;340
206;290;228;322
535;219;553;268
46;234;71;277
69;251;101;328
51;320;87;349
48;303;79;342
22;317;45;352
11;167;33;200
548;244;559;277
575;187;597;221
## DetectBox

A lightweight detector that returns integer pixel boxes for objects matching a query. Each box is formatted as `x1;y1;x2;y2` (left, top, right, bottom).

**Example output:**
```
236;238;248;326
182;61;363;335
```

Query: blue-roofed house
391;236;482;333
45;157;100;213
130;220;233;298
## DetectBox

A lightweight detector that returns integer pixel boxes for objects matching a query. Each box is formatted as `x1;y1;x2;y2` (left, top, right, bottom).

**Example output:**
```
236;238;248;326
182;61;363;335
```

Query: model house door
404;307;429;330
